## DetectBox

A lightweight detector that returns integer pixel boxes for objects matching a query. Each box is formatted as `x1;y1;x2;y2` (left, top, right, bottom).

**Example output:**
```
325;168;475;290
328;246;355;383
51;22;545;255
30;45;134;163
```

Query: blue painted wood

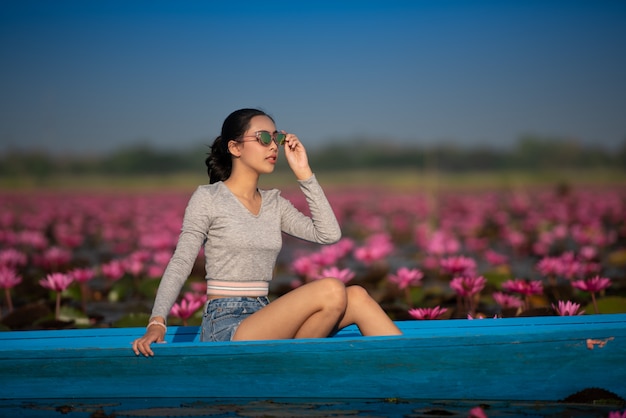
1;314;625;402
1;397;621;417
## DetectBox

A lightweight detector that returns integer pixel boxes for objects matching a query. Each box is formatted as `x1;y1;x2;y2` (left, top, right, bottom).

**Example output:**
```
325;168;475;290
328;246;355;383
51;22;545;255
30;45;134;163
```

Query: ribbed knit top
150;174;341;320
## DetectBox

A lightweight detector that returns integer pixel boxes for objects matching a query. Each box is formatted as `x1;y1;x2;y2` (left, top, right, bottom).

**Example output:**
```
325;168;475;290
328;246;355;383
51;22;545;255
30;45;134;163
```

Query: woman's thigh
233;278;347;341
201;297;269;342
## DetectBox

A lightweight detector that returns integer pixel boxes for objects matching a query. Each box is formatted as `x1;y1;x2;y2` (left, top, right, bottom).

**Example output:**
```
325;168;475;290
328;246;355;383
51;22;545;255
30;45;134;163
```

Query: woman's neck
223;173;259;199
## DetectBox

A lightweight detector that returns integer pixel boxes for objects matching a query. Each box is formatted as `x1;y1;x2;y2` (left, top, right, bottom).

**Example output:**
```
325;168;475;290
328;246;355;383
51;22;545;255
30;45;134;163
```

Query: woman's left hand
282;133;313;180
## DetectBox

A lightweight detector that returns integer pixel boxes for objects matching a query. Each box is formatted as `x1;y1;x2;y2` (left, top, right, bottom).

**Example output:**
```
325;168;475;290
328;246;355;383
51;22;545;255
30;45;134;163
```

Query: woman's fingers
283;133;302;151
132;337;154;357
132;330;164;356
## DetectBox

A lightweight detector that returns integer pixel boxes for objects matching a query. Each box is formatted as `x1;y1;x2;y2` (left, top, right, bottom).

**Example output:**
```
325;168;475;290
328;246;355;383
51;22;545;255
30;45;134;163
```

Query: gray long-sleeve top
150;174;341;320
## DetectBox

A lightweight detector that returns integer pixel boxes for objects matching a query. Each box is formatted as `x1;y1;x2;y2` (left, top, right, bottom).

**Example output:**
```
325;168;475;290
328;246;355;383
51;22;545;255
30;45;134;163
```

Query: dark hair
205;108;274;183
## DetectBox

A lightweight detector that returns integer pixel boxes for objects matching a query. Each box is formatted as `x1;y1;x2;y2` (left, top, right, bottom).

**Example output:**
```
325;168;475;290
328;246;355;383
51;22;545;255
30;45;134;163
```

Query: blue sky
1;0;625;155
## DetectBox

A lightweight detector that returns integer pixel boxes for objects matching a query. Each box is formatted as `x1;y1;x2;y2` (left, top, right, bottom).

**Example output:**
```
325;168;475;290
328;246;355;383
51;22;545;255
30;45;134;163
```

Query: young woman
132;108;401;356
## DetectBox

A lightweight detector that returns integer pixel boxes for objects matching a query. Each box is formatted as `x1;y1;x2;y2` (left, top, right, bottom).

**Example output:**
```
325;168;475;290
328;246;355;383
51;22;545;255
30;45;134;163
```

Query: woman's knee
315;277;348;311
346;285;374;305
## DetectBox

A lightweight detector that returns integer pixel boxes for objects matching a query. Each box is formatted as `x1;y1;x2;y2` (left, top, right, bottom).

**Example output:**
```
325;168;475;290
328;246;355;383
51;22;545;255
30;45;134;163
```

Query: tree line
1;135;624;178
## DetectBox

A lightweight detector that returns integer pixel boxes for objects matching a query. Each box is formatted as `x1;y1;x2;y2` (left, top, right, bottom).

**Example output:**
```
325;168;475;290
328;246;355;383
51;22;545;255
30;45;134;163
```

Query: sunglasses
240;131;287;147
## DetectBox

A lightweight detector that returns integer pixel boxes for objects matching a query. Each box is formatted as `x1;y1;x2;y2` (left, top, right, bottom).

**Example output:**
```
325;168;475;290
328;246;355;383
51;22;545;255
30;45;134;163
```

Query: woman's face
235;115;279;175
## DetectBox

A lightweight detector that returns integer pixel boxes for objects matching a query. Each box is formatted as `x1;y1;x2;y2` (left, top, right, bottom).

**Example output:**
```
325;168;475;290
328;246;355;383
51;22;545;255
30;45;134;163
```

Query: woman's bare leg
232;278;347;341
337;285;402;336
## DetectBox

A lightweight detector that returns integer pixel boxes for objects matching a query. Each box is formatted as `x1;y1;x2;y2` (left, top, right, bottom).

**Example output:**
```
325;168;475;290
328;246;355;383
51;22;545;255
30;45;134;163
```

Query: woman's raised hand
282;132;313;180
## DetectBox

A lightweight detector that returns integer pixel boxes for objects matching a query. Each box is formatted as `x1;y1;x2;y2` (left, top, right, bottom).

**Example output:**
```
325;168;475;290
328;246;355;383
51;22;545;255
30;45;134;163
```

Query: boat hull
1;314;625;402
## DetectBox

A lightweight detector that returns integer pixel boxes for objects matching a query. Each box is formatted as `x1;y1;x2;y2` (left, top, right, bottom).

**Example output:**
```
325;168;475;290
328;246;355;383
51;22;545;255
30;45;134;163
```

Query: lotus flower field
1;183;625;330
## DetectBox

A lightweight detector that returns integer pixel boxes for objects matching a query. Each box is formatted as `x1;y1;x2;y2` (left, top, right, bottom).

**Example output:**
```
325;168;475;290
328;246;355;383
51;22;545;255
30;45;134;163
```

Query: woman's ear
227;140;242;157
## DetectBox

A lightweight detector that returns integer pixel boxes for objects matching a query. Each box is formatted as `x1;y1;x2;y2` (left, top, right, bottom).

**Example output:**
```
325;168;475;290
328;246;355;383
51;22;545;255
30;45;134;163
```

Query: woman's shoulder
189;182;229;203
195;182;221;192
259;187;282;200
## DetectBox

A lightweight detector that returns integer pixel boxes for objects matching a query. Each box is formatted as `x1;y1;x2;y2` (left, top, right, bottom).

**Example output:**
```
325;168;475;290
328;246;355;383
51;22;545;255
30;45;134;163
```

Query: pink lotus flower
440;256;477;277
492;291;524;310
0;248;28;268
153;250;173;266
571;275;612;293
578;261;601;277
408;306;448;320
139;231;176;250
571;222;615;247
310;240;354;268
389;267;424;306
100;259;126;281
18;230;48;250
536;256;562;278
421;254;440;271
309;251;338;269
484;250;508;266
53;223;83;248
469;406;488;418
556;252;584;280
147;263;166;279
189;282;207;294
571;275;612;314
450;276;486;298
70;268;95;284
608;410;626;418
291;255;320;281
388;267;424;290
502;278;543;297
318;266;355;284
170;294;204;326
327;238;355;259
39;272;74;292
0;266;22;289
423;230;460;256
451;276;486;316
39;272;74;320
502;228;526;252
0;266;22;313
579;246;597;261
537;252;579;279
552;300;584;316
502;278;544;311
124;257;144;277
37;246;72;270
354;233;394;265
182;291;207;305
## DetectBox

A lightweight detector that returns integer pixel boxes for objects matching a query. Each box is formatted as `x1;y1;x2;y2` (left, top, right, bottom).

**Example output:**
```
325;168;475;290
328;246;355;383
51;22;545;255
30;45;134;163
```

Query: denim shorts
201;296;270;342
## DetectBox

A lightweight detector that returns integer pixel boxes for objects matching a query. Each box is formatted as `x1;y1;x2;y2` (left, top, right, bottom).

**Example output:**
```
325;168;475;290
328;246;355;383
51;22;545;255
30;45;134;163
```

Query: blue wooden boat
1;313;625;412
